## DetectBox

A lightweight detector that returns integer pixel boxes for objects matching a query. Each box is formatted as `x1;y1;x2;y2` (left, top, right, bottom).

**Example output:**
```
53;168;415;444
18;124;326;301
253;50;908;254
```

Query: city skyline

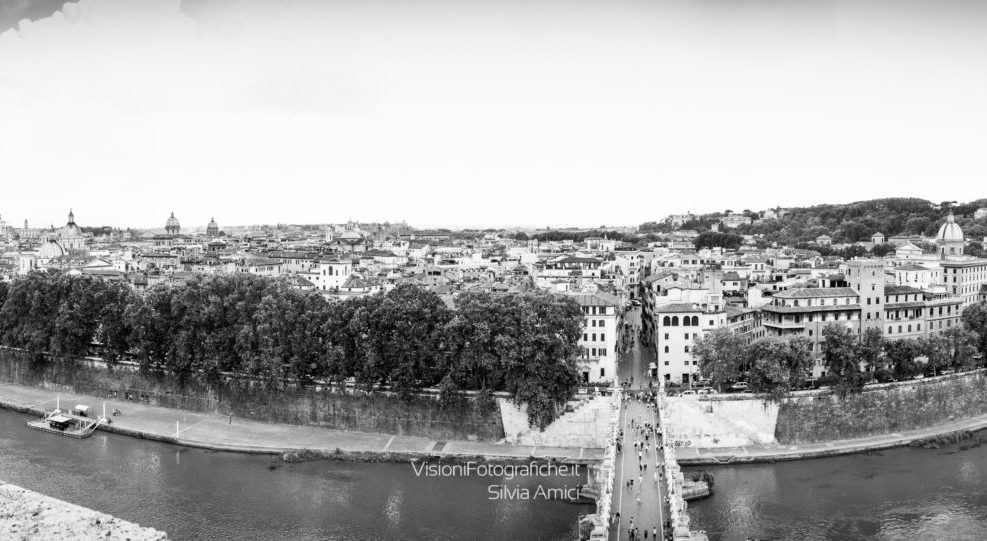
2;0;986;229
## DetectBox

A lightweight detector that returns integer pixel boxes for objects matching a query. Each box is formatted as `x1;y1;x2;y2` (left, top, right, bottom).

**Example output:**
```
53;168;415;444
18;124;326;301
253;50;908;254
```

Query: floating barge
26;403;105;439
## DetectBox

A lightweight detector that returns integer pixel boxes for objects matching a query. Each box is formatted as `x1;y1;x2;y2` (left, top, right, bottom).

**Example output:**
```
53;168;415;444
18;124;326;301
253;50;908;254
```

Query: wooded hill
644;198;987;249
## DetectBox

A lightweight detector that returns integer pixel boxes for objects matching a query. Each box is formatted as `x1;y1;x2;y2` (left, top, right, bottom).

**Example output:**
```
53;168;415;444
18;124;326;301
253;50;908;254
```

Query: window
684;317;692;327
693;316;700;326
592;333;597;342
663;316;670;326
708;319;713;326
664;333;669;340
684;346;690;353
601;334;606;342
600;368;605;378
664;346;669;353
664;361;669;366
685;333;690;339
671;316;679;326
583;333;588;341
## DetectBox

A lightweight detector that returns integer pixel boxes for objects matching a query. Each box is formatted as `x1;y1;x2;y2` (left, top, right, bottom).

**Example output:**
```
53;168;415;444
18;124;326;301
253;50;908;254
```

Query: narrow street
609;307;671;540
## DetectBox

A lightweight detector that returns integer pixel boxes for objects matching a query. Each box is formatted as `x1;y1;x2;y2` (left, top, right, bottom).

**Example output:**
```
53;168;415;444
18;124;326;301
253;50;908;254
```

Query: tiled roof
565;292;621;307
885;285;923;295
773;287;858;299
654;303;701;313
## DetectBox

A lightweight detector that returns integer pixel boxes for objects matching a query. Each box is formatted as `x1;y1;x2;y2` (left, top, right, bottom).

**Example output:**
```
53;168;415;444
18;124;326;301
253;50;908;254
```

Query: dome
61;209;81;237
166;212;181;229
936;212;964;242
208;217;218;228
39;239;66;259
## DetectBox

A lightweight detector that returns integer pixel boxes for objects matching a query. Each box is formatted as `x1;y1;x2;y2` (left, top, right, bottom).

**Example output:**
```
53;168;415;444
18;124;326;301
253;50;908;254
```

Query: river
0;409;591;540
685;433;987;540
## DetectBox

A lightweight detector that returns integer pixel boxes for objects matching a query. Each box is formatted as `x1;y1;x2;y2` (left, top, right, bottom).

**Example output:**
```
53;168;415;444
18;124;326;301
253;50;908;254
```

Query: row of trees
693;305;987;399
0;271;585;428
691;329;814;401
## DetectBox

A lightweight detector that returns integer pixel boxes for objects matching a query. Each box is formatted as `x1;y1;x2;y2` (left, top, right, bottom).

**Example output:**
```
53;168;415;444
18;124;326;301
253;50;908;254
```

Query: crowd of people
612;385;674;541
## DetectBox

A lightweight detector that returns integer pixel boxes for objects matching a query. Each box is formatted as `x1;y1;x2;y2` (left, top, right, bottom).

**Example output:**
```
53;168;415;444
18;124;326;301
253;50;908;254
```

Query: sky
0;0;985;230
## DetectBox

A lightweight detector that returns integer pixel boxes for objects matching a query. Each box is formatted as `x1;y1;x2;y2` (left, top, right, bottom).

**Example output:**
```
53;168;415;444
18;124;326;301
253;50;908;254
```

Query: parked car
728;382;749;392
697;388;717;395
681;390;698;396
630;300;642;307
941;369;956;376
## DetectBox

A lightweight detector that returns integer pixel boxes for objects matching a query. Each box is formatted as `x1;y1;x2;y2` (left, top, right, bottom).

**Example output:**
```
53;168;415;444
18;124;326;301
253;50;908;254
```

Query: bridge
589;307;708;540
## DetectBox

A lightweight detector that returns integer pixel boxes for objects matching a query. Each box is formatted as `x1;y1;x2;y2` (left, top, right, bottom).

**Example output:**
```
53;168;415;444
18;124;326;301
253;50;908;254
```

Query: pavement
0;382;604;462
610;309;670;541
675;412;987;465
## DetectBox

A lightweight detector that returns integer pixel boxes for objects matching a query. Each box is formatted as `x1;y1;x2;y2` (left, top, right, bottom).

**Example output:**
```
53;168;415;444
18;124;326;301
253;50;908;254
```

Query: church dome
61;209;82;238
165;212;181;235
936;212;964;242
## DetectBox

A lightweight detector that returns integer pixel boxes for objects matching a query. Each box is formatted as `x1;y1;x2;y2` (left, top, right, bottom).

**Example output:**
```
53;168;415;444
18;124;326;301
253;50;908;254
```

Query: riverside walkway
676;412;987;465
0;382;603;462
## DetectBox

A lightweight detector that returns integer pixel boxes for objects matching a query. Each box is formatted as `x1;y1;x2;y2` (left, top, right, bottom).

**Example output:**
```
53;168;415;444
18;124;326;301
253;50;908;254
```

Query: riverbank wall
663;369;987;449
0;480;168;540
0;349;505;442
0;382;604;465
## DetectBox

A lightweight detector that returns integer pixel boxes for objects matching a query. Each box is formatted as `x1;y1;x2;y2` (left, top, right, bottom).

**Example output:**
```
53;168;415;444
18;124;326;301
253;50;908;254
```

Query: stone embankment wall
661;369;987;448
498;393;613;448
775;370;987;444
0;481;167;540
0;351;505;442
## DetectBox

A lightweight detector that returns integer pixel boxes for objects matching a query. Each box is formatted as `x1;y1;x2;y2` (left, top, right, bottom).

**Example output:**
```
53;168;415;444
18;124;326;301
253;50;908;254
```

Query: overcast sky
1;0;985;230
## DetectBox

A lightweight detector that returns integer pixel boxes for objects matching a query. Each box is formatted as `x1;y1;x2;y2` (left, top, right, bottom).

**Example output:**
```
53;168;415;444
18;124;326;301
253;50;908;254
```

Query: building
815;235;833;246
655;302;727;385
722;213;752;228
761;287;862;377
846;259;885;333
974;208;987;220
725;305;764;345
881;285;926;341
891;264;941;290
570;292;621;384
935;211;987;308
893;242;924;259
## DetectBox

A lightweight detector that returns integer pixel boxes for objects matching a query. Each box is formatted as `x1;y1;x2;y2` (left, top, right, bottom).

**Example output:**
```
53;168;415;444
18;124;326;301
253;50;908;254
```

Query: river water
0;409;590;540
685;433;987;540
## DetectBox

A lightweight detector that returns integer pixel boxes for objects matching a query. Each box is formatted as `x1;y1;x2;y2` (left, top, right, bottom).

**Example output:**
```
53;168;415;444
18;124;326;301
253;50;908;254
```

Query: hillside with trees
642;198;987;253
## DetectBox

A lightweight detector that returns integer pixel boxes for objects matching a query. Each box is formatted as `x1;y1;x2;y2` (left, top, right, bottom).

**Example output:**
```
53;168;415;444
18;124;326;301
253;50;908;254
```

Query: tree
694;232;742;250
942;327;979;370
691;328;746;392
857;327;885;373
746;336;813;401
961;302;987;361
498;293;583;429
821;324;865;397
884;339;922;380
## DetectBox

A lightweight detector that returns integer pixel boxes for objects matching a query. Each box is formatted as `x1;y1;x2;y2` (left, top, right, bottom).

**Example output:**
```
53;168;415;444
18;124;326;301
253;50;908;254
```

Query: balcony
763;318;806;330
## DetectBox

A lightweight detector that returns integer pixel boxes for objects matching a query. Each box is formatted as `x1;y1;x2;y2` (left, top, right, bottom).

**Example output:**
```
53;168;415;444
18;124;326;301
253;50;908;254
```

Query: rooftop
773;287;859;299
